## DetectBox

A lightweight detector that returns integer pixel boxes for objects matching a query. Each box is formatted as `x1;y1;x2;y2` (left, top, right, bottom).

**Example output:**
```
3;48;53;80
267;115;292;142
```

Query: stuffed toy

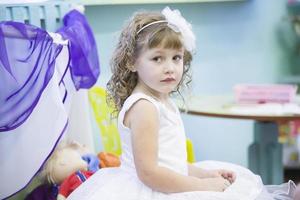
98;152;121;168
39;141;99;200
58;170;93;199
34;141;121;200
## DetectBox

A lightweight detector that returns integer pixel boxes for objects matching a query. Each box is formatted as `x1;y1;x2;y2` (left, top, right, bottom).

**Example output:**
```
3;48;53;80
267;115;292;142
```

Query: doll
39;141;99;200
36;141;121;200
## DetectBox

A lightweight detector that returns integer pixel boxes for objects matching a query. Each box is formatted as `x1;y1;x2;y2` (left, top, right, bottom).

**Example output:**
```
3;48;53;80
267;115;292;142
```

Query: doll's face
51;148;88;184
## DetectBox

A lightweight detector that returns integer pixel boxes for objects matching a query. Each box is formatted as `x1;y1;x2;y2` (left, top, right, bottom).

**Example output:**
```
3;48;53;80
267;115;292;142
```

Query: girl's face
134;46;184;98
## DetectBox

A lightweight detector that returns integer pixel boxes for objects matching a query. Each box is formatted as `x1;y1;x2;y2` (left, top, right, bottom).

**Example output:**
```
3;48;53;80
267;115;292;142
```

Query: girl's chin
160;88;177;94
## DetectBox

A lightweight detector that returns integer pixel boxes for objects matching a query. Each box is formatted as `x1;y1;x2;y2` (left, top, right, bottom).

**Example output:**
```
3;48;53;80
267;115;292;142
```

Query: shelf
73;0;244;6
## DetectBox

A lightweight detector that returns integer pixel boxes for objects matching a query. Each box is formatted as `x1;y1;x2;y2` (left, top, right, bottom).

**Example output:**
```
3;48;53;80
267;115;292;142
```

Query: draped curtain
0;10;100;199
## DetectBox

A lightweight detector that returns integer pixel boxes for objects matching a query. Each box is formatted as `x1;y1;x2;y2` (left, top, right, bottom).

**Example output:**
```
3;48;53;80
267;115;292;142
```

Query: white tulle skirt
67;161;295;200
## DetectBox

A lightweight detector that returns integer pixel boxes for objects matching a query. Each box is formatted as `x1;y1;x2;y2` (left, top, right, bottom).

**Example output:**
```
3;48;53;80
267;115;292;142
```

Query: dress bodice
118;93;188;175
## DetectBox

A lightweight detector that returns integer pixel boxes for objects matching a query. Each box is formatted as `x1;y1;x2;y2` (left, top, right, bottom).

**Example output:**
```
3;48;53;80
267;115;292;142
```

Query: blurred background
81;0;300;182
2;0;300;199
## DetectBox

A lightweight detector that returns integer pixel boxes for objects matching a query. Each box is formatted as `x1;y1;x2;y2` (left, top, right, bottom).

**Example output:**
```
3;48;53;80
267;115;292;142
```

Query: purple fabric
57;10;100;90
0;22;63;132
25;184;57;200
0;10;100;132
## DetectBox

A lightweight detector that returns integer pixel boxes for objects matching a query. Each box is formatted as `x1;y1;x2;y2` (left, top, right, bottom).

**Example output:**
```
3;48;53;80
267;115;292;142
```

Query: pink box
234;84;298;104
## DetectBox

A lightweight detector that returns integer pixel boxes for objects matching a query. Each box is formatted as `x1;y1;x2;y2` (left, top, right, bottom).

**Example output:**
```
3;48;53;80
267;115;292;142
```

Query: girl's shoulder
121;93;160;113
118;93;161;128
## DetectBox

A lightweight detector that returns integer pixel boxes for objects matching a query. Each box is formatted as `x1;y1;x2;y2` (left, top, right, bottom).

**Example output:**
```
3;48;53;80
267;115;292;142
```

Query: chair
186;138;196;163
88;87;122;156
88;86;196;163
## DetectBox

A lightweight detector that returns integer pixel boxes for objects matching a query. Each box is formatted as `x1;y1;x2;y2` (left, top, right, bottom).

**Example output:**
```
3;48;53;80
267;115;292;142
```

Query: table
177;95;300;184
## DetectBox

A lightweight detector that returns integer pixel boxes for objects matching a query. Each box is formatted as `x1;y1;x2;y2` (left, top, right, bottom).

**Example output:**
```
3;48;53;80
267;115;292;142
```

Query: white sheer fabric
64;90;95;153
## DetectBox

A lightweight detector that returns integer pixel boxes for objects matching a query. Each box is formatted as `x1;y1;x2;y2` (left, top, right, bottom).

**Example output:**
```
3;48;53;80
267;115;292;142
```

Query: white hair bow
162;7;196;53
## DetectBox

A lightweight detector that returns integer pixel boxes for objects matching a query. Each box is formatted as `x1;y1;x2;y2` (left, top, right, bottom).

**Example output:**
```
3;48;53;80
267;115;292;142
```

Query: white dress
68;93;295;200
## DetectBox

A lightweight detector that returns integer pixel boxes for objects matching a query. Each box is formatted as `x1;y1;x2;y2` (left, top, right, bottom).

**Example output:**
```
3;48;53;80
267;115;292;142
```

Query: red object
59;170;94;198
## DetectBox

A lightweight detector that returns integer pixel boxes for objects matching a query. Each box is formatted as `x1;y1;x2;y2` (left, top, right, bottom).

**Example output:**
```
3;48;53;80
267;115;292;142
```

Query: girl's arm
188;164;236;184
126;99;230;193
188;164;218;178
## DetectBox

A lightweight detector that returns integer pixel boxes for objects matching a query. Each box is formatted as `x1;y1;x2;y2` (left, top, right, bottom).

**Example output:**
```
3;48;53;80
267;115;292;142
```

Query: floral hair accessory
136;7;196;53
162;7;196;53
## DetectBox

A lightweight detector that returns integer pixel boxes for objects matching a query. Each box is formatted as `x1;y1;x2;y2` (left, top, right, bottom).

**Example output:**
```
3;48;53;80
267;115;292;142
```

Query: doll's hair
38;141;89;184
106;10;192;116
38;147;61;184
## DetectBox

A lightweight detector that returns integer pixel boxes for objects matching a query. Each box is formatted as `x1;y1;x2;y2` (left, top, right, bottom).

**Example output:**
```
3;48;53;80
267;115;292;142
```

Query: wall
85;0;290;167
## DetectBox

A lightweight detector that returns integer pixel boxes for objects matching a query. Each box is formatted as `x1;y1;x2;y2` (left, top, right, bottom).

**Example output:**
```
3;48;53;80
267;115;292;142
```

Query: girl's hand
209;169;236;184
203;177;232;192
218;169;236;184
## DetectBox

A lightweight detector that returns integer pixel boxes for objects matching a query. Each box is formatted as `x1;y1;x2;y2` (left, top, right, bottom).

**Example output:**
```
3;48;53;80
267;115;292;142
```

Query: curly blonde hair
107;10;193;116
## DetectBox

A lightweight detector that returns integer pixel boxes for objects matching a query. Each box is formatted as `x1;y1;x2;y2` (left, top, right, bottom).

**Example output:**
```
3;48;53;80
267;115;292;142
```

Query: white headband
137;20;167;34
136;7;196;53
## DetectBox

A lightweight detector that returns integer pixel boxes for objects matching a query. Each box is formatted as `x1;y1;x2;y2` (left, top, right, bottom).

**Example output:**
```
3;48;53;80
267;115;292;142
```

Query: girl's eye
152;56;162;62
173;55;182;61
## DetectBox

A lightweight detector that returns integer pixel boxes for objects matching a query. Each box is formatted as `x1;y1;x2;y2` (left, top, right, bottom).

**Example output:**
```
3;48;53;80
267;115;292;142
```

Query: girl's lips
161;78;175;82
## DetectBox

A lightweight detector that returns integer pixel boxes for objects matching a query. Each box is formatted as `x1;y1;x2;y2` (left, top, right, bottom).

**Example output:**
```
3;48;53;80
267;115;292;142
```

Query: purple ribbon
0;10;100;132
0;22;63;132
57;10;100;90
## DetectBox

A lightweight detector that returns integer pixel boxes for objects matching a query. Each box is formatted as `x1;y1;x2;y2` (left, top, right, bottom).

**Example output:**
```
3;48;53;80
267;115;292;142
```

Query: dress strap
118;93;160;129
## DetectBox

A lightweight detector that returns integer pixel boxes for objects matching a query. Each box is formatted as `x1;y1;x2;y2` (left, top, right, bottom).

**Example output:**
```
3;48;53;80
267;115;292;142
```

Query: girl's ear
128;65;137;72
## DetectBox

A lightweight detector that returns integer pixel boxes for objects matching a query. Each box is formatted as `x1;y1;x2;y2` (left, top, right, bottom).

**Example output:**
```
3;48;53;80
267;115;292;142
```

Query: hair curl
107;11;193;116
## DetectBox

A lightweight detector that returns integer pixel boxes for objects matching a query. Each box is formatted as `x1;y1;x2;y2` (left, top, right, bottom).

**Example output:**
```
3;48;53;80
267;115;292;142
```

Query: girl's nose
164;60;175;73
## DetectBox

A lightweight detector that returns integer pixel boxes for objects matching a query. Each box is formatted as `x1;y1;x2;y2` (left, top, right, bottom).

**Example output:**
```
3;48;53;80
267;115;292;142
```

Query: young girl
68;7;295;200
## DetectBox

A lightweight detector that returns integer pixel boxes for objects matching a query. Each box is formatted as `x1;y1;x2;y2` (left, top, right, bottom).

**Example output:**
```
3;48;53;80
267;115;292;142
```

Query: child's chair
186;138;196;163
88;87;122;156
88;87;196;163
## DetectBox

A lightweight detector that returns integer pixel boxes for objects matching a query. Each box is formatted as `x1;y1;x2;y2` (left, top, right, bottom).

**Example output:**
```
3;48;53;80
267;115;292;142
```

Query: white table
177;95;300;184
